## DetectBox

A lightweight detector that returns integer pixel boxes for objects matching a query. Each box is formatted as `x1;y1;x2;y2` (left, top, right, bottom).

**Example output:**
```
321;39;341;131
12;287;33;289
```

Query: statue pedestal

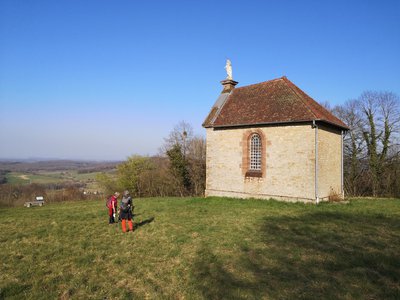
221;79;239;93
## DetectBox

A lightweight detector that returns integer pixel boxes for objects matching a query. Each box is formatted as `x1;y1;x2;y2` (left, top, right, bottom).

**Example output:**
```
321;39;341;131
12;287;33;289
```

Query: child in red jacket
108;192;120;224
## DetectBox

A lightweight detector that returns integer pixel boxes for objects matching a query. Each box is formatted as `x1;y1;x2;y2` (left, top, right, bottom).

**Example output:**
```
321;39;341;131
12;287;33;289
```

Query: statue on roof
225;59;232;80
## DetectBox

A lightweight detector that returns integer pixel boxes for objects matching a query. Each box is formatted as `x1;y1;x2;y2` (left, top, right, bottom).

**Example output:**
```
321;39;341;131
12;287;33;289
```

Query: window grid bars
250;134;261;170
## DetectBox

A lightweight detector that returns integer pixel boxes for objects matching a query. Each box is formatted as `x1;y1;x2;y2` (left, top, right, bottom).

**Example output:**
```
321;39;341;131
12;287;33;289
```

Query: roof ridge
281;77;318;119
234;77;284;90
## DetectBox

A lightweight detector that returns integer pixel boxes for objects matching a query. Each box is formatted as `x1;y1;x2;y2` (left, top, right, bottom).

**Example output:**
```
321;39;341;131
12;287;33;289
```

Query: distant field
0;159;120;173
5;172;64;185
0;197;399;299
5;170;107;191
0;159;119;192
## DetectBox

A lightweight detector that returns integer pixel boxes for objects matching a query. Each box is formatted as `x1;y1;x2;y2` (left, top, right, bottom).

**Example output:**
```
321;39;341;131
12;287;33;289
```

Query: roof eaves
315;119;350;131
212;119;349;130
212;120;314;129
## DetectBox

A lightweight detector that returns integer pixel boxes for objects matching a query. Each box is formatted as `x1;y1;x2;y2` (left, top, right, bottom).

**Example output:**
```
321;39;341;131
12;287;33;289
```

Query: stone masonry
317;124;343;200
205;124;343;202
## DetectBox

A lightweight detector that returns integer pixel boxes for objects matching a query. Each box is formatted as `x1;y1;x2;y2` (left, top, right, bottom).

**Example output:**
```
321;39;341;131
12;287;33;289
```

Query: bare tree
160;121;194;156
331;91;400;197
161;121;206;196
359;91;400;196
187;136;206;196
333;99;365;195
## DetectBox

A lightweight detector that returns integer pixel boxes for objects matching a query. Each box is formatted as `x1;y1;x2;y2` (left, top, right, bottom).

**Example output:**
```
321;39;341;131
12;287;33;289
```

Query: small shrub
328;189;344;202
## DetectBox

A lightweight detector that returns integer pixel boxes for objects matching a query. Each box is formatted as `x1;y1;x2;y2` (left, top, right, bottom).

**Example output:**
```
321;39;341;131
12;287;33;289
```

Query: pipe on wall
312;120;319;204
341;130;344;198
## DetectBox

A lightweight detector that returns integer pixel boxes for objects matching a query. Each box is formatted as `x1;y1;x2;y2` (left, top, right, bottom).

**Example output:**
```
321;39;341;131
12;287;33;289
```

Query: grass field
0;197;399;299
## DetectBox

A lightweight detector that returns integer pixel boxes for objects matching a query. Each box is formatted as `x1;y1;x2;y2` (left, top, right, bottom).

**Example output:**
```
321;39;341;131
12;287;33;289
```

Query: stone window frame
242;129;266;178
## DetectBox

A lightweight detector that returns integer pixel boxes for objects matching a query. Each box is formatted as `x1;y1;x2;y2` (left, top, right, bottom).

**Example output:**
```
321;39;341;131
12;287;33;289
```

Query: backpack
120;197;131;213
106;196;112;208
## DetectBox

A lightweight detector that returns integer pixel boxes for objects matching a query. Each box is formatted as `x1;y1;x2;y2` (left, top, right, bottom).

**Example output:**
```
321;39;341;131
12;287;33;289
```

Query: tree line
96;121;206;198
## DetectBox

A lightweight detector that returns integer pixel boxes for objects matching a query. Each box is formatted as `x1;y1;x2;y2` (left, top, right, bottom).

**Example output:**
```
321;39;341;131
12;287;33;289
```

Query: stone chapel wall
205;124;316;202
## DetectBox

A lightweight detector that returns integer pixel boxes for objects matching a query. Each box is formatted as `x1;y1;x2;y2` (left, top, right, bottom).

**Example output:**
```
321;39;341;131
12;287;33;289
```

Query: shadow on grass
190;211;400;299
0;283;32;299
134;217;155;230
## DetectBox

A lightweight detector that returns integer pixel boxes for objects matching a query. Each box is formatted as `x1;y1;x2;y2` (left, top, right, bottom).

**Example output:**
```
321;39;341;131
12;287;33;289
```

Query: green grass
0;197;399;299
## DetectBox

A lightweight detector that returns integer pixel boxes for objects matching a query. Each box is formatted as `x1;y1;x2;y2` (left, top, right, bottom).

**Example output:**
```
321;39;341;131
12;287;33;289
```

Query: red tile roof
203;76;349;130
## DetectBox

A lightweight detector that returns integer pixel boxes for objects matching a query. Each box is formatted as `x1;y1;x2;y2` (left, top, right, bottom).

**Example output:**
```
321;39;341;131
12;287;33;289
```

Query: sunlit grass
0;197;399;299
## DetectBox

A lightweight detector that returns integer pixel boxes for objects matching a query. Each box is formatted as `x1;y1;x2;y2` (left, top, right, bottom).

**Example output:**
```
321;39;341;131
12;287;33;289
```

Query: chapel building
203;73;349;203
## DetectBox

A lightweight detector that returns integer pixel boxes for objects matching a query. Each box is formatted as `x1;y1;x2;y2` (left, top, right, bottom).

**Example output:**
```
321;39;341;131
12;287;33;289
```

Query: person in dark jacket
120;190;134;232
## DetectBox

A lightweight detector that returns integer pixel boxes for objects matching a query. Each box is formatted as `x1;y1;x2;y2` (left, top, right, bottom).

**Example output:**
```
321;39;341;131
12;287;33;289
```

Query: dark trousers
109;209;115;223
109;207;116;224
109;215;115;223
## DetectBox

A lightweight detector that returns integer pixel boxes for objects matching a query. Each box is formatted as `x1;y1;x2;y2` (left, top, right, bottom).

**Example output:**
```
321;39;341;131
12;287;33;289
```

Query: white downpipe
313;120;319;204
341;130;344;198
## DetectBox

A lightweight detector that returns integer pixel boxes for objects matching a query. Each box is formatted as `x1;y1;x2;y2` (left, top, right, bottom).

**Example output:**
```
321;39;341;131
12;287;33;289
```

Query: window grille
250;134;262;170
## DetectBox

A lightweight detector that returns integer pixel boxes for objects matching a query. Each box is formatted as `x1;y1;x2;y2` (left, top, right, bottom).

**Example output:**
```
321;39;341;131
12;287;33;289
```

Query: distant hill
0;159;121;173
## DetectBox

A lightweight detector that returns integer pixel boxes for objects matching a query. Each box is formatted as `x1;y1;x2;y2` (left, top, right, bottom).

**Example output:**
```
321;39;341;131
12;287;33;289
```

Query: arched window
249;133;262;171
242;130;265;178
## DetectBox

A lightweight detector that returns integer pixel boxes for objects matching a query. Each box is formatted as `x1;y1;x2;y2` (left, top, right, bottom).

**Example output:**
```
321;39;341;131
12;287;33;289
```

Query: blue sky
0;0;399;160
